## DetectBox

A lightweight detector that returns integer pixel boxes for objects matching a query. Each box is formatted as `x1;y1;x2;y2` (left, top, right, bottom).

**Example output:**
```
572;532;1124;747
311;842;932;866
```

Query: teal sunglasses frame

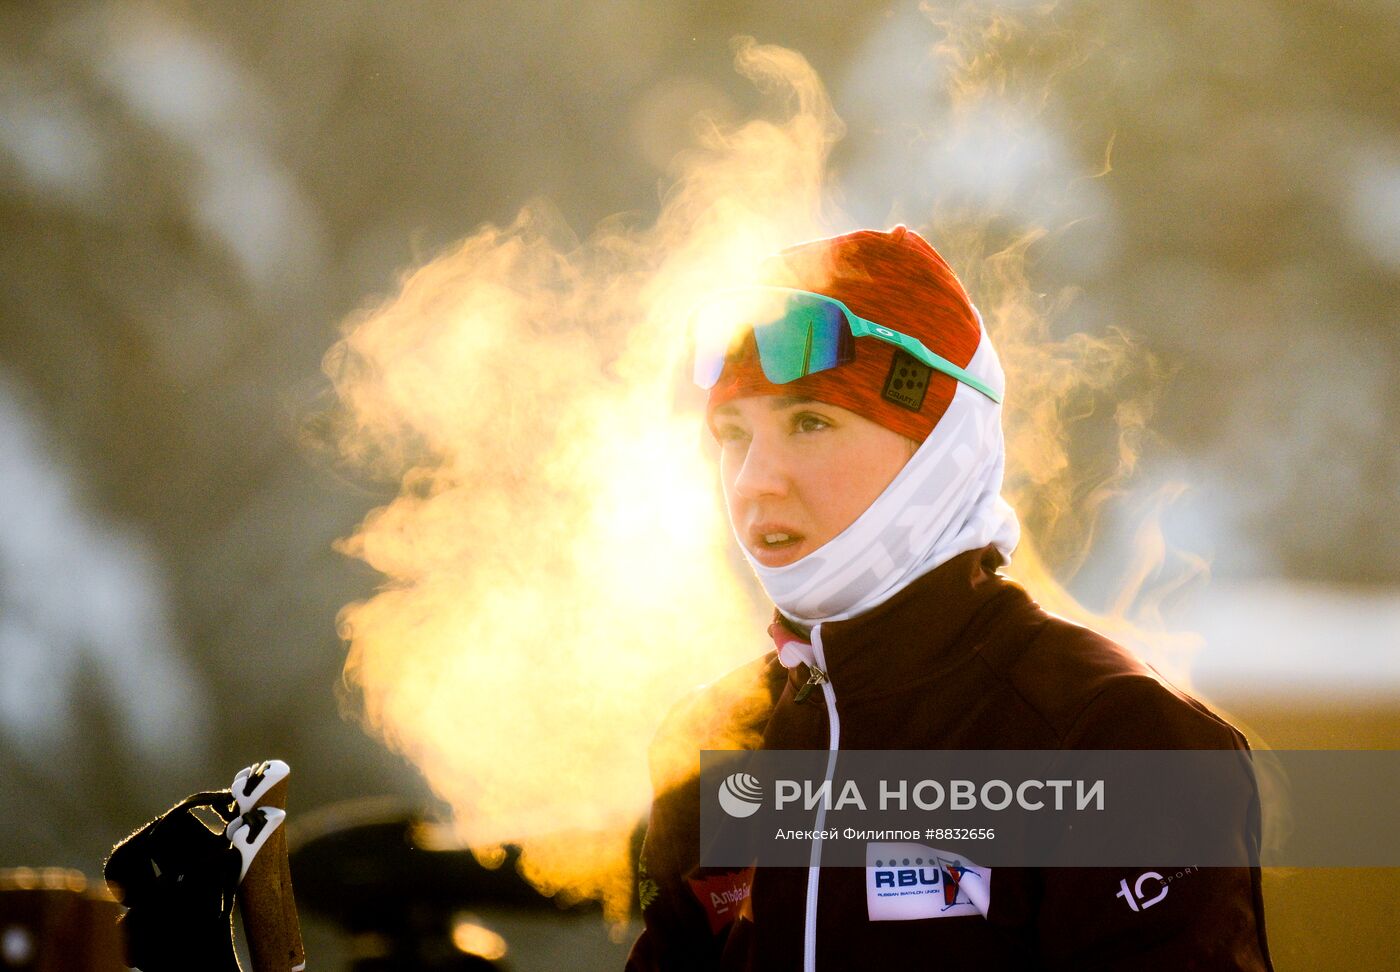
690;286;1001;405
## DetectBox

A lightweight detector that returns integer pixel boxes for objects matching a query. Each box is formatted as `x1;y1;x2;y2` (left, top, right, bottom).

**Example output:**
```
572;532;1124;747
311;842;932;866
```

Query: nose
731;431;789;500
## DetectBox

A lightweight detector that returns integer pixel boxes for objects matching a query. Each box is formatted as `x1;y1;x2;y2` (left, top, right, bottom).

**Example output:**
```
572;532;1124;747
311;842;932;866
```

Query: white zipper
802;623;840;972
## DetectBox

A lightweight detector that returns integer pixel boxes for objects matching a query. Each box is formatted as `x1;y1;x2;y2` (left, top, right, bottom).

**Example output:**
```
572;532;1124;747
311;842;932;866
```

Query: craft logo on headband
882;351;931;411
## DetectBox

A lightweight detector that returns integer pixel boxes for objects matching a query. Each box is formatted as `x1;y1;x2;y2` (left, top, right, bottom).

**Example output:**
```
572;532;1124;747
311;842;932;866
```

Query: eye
792;412;831;434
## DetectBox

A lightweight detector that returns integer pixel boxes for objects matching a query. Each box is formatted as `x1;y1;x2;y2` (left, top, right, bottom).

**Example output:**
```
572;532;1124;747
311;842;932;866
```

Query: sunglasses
690;286;1001;404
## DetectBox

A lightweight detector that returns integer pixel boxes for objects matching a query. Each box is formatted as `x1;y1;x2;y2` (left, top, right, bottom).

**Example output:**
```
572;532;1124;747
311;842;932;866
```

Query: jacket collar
772;544;1017;701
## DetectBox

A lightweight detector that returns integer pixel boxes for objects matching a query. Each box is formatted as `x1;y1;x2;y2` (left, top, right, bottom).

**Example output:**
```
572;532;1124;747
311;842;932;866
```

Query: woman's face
710;394;917;568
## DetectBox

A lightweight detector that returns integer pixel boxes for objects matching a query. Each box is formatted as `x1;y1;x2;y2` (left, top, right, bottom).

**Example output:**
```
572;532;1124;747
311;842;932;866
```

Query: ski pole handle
232;761;306;972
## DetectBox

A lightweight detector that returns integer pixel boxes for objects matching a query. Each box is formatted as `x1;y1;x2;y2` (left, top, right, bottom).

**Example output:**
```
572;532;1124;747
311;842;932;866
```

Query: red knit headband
705;226;983;444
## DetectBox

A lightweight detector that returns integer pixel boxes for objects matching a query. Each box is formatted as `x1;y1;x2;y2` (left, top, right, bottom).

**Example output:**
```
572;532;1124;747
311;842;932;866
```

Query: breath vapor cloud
326;16;1181;926
326;41;844;923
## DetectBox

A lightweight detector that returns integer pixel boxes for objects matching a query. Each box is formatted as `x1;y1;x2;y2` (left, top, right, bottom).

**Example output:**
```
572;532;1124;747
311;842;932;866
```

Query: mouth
747;524;807;567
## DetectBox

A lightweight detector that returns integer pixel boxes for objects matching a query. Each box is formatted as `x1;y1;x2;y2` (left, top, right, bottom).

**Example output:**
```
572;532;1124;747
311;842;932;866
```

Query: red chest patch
687;866;756;933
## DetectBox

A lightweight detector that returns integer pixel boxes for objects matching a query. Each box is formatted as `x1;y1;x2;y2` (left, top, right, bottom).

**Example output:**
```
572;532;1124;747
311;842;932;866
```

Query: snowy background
1;1;1396;968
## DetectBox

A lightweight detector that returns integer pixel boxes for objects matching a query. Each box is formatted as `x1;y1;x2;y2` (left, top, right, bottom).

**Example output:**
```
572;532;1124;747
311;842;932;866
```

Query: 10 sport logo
1116;867;1196;912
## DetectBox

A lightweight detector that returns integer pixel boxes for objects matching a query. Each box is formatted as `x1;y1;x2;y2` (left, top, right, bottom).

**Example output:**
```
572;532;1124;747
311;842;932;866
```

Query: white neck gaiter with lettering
732;325;1020;627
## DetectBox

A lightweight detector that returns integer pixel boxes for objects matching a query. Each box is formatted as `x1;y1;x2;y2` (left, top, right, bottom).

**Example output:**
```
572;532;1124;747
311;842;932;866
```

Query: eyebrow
713;395;815;416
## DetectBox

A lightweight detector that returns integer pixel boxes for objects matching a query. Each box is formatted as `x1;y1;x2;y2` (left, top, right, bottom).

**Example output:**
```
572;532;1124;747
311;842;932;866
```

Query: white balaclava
731;310;1019;628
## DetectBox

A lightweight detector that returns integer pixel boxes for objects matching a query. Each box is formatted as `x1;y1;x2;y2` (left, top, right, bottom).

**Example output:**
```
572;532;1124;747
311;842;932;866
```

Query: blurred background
1;0;1396;969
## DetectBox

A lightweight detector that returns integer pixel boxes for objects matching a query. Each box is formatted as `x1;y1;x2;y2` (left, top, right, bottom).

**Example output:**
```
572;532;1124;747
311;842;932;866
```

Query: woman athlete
627;226;1272;972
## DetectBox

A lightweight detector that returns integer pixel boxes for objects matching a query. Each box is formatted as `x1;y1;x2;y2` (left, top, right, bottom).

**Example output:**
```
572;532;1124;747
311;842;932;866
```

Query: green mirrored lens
751;296;849;384
803;300;849;375
751;299;808;384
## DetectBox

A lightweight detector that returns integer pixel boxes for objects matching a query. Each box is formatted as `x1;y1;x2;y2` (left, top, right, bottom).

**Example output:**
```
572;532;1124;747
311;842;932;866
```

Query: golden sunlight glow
327;39;842;924
450;915;508;961
692;289;792;349
327;17;1183;934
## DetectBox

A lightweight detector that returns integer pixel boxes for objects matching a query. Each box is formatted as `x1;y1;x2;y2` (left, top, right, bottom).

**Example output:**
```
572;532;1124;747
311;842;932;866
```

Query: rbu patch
874;868;940;889
866;842;990;921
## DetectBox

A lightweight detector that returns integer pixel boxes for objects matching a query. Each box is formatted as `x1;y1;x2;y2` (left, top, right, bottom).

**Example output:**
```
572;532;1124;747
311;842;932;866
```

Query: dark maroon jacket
627;546;1273;971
